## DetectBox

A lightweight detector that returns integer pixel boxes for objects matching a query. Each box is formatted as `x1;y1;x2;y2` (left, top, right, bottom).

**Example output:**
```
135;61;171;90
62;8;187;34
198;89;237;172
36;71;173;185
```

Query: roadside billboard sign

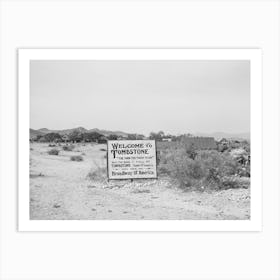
107;140;157;180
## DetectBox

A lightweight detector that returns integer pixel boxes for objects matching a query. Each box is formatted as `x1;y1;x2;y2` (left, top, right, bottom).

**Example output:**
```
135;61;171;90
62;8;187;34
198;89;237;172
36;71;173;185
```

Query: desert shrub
48;149;59;155
158;147;244;191
185;143;198;160
87;167;107;182
70;155;83;161
87;160;107;182
132;189;151;194
197;150;239;176
62;144;75;151
238;165;250;177
158;149;204;189
157;164;171;175
220;176;241;189
48;143;56;147
219;176;250;189
30;172;44;178
187;159;205;179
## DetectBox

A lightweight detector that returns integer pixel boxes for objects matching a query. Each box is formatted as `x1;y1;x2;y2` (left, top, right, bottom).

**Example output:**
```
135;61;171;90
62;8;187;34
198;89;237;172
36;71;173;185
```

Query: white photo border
18;48;262;232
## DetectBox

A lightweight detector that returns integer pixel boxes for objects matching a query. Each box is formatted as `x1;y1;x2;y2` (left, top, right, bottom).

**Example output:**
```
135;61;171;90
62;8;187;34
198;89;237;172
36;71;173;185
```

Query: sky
30;60;250;136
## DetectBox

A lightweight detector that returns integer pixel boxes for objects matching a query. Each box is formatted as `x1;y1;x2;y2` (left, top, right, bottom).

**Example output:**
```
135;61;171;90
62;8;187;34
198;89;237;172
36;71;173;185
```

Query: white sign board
107;140;157;179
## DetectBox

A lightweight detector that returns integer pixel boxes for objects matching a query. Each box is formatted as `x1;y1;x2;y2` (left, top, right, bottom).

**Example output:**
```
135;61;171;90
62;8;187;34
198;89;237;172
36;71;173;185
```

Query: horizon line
30;127;250;136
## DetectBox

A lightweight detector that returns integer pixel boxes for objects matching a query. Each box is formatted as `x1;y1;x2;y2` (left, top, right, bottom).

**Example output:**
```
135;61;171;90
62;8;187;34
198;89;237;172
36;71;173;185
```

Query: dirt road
30;143;250;220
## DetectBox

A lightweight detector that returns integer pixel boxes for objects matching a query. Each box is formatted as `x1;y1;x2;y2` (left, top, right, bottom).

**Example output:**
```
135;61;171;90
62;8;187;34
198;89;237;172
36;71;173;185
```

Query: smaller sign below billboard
107;140;157;180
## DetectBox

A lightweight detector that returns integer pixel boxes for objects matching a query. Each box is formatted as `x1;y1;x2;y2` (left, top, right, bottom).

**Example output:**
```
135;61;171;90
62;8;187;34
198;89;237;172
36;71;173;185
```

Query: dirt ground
30;143;250;220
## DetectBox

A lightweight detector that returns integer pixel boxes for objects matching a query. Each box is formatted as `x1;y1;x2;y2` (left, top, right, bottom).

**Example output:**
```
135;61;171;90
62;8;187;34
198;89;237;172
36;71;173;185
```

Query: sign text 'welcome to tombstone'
107;140;157;179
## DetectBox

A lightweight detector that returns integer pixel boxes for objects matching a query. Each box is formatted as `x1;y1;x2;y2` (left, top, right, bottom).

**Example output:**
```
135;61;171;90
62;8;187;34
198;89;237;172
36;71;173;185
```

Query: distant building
182;136;217;150
116;135;127;140
162;138;172;142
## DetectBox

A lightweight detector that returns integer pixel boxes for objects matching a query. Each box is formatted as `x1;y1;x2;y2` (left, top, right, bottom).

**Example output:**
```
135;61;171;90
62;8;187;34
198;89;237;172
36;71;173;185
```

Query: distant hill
195;132;250;141
30;129;45;139
88;128;128;137
30;127;129;139
30;127;250;141
37;128;50;133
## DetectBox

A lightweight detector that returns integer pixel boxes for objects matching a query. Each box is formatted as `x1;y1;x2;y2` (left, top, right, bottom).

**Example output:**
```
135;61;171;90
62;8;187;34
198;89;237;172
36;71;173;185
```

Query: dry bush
220;176;242;189
87;168;107;182
221;176;250;189
132;189;151;194
198;151;239;176
30;172;44;178
159;150;205;189
48;143;57;147
62;145;75;151
158;146;243;191
70;155;83;162
87;161;107;182
48;149;60;155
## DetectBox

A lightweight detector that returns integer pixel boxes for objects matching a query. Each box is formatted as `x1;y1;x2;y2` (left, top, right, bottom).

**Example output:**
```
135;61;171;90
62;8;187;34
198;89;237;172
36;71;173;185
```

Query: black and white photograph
28;56;251;221
2;1;279;279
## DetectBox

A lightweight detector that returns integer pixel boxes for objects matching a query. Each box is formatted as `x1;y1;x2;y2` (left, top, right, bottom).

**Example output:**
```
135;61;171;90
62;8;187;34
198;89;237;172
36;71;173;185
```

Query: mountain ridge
30;127;129;139
30;127;250;141
195;131;250;141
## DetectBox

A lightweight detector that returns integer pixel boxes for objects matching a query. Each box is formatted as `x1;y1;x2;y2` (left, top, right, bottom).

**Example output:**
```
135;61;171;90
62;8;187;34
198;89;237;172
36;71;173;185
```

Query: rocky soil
30;143;250;220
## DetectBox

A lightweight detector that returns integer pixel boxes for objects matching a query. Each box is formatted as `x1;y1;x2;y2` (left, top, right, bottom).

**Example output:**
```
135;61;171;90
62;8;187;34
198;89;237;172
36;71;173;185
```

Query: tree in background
41;133;62;142
69;130;83;143
149;131;165;141
107;134;119;140
82;131;104;142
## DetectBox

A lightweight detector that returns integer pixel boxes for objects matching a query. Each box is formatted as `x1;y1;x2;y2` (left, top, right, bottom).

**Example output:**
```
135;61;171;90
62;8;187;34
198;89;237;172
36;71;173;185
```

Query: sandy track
30;143;250;220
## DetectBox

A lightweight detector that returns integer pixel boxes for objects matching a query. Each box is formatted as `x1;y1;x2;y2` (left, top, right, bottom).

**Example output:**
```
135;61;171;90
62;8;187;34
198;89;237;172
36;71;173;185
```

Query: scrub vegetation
30;135;250;220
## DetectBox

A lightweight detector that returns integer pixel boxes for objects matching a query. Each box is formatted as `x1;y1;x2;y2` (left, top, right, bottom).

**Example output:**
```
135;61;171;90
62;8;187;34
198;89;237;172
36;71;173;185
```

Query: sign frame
106;139;158;180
